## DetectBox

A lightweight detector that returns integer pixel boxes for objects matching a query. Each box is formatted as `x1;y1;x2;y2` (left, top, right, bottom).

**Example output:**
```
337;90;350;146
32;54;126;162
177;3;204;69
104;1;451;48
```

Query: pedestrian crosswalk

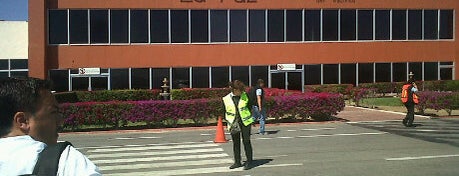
83;142;243;176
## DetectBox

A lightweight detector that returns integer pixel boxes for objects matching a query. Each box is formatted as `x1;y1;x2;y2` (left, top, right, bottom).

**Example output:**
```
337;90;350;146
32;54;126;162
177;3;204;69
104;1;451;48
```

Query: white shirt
0;135;101;176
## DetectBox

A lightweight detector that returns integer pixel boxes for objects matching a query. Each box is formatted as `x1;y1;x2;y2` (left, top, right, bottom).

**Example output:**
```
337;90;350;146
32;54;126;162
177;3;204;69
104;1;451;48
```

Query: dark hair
231;80;246;92
0;77;51;137
257;79;265;85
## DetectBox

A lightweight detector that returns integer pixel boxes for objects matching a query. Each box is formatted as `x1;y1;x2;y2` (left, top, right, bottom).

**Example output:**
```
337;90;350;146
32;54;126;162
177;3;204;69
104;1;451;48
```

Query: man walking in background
250;79;267;135
401;72;419;127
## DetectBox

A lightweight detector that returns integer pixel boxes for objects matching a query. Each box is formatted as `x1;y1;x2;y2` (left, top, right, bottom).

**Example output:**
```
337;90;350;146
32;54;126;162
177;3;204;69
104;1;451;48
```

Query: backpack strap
31;141;73;176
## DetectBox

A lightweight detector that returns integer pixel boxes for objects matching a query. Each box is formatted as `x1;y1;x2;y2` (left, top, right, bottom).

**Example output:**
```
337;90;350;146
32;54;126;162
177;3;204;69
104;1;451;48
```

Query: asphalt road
59;118;459;176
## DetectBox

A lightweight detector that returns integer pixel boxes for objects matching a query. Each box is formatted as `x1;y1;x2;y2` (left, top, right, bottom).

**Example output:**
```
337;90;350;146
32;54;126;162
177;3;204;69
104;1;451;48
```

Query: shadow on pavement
247;159;273;170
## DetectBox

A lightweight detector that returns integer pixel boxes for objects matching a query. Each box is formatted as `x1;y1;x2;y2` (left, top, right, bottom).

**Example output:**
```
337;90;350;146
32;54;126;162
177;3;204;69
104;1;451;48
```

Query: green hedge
55;89;162;103
170;88;230;100
305;84;353;95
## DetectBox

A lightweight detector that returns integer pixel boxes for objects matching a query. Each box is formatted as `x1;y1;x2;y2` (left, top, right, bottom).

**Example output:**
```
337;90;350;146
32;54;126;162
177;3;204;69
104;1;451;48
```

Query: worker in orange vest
401;72;419;127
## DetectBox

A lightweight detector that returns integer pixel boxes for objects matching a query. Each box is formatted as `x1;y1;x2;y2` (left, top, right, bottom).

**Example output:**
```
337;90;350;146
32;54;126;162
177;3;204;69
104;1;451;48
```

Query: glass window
110;10;128;43
48;10;68;44
0;60;8;70
323;64;339;84
69;10;88;44
150;10;169;43
130;10;149;43
286;10;302;42
10;59;28;69
323;10;338;41
250;66;268;87
424;10;438;40
408;10;422;40
440;10;454;39
358;10;373;40
268;10;284;42
211;67;229;88
49;69;69;92
211;10;228;42
230;10;247;42
172;68;190;89
231;66;249;86
305;64;321;85
72;77;89;91
375;63;391;82
375;10;390;40
90;10;108;44
392;10;407;40
191;10;209;43
0;72;8;78
10;71;28;78
441;62;454;66
340;10;356;41
408;62;422;81
131;68;150;89
341;64;356;85
151;68;170;89
110;69;129;90
440;68;453;80
91;77;108;91
249;10;266;42
171;10;189;43
359;63;373;83
192;67;209;88
393;62;407;82
271;72;285;89
304;10;321;41
424;62;438;81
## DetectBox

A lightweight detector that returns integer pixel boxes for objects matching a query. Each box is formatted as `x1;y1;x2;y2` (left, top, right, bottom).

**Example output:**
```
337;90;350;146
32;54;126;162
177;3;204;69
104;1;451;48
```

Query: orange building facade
29;0;458;91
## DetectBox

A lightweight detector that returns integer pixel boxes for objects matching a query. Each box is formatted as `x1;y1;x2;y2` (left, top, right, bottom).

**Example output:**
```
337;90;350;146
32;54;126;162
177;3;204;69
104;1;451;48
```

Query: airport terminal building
29;0;458;91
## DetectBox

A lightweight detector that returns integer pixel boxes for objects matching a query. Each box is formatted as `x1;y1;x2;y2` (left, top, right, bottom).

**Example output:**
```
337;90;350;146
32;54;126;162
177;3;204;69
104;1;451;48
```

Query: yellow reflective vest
222;92;254;131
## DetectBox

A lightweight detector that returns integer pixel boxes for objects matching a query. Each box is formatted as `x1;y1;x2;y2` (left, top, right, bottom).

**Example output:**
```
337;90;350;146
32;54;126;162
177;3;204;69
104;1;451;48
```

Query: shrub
170;88;230;100
60;92;345;131
359;82;396;95
55;89;162;103
305;84;353;95
415;91;459;115
267;93;345;120
350;87;377;107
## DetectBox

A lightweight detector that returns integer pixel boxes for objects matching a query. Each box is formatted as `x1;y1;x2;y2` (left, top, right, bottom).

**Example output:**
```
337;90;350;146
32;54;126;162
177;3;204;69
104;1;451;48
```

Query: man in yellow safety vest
223;80;254;170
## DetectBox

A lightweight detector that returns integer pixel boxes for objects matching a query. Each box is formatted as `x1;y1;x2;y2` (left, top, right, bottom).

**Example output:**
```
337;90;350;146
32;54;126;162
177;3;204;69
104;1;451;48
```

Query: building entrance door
69;68;110;91
269;64;304;92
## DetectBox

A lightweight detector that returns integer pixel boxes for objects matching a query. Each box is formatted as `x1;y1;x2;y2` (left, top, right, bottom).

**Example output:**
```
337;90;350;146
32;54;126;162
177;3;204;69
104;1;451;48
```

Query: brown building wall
29;0;459;79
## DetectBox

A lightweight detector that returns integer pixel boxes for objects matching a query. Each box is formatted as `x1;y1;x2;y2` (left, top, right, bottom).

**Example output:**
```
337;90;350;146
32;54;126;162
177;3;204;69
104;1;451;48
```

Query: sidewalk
336;106;429;122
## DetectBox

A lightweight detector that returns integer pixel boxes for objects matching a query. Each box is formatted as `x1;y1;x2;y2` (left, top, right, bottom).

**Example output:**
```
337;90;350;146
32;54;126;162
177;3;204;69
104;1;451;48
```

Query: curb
350;106;432;119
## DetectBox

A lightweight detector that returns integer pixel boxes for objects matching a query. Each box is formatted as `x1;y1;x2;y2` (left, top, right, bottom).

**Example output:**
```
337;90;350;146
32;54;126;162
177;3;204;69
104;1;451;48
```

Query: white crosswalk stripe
84;142;241;176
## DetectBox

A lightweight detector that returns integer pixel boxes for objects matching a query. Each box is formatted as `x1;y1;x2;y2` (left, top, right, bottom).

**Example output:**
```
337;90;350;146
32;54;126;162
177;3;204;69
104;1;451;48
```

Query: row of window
48;62;455;92
48;9;455;45
0;59;29;78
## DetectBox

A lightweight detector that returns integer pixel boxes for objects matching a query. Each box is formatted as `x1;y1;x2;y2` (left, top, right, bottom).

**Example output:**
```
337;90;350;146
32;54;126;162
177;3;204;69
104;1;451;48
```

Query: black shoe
405;124;416;128
243;161;253;170
229;163;242;169
402;119;407;126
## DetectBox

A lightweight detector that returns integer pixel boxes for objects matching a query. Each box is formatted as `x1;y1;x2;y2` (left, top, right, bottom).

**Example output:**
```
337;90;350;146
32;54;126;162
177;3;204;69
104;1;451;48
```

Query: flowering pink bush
350;87;377;106
416;91;459;115
60;92;345;130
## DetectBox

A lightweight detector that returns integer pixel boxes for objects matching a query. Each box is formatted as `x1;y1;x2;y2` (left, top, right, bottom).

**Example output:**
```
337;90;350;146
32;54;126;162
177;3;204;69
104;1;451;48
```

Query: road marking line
297;132;388;138
200;133;212;136
76;141;208;150
89;143;218;153
259;163;303;168
416;129;438;132
93;153;229;164
301;128;336;131
264;154;289;158
99;158;234;171
386;154;459;161
287;130;297;132
88;148;224;159
347;120;401;124
110;136;161;140
104;166;242;176
256;137;273;140
277;137;294;139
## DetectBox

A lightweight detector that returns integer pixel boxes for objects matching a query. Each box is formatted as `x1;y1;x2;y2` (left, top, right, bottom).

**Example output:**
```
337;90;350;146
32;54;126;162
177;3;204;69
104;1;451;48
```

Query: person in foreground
223;80;255;170
0;77;101;176
401;73;419;127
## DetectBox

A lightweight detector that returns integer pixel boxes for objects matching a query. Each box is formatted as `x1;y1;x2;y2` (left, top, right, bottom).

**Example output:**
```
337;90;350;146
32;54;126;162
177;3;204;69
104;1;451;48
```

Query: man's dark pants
231;121;253;164
403;102;415;126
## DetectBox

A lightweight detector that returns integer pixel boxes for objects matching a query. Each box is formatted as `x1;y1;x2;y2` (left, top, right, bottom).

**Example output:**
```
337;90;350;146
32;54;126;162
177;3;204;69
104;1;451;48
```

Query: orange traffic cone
214;116;227;143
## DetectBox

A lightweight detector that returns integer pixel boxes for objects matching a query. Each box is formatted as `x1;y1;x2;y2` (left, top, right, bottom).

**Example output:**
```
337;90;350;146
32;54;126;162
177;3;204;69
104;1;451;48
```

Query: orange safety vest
401;84;419;104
